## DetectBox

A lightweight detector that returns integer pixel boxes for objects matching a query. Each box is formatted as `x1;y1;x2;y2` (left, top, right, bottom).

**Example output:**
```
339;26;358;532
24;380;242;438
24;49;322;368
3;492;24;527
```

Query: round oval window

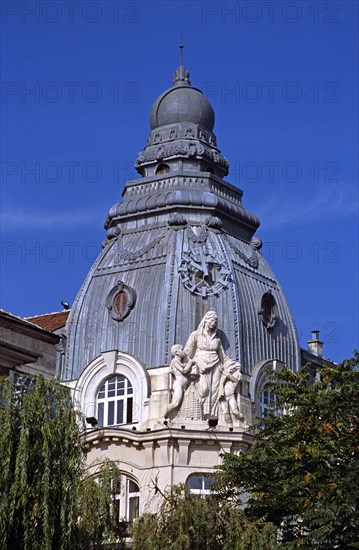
261;292;277;327
113;291;128;316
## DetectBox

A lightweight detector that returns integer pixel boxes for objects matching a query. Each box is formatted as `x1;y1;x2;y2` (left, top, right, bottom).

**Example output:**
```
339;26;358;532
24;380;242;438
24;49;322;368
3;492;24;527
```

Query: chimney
307;329;323;358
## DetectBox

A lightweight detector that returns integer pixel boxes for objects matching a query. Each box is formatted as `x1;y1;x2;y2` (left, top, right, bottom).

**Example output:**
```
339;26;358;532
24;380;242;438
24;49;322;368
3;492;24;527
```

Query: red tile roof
26;310;70;332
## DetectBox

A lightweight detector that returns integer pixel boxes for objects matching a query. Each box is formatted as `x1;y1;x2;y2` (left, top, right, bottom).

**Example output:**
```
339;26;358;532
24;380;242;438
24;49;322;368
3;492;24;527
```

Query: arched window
186;474;216;496
115;476;140;522
260;384;276;417
74;351;149;428
97;375;133;428
126;479;140;521
155;163;170;175
250;360;284;420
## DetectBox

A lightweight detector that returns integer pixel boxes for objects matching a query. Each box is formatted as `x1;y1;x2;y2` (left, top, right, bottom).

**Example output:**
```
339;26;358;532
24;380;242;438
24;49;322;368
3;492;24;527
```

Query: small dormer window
155;163;170;175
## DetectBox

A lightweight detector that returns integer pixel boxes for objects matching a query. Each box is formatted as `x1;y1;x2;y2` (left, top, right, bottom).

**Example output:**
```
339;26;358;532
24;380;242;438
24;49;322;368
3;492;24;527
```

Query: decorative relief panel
149;125;216;146
178;226;230;297
136;140;229;170
228;240;259;269
117;233;165;262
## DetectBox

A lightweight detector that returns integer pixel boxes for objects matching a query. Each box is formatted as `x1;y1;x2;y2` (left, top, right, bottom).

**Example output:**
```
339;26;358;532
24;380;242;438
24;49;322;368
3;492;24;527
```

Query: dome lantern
138;56;228;178
149;65;215;132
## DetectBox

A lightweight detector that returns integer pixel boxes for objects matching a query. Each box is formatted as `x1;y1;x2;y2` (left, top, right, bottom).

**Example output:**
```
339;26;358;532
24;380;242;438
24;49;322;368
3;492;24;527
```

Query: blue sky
1;0;358;363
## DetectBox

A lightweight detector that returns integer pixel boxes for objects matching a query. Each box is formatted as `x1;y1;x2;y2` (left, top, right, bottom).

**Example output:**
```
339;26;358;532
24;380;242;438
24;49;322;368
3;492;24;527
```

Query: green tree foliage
0;376;126;550
76;460;125;549
216;353;359;549
131;484;277;550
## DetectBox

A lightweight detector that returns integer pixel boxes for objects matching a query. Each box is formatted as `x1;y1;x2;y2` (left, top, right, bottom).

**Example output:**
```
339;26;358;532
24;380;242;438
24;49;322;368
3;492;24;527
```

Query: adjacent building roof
26;310;70;332
0;309;60;375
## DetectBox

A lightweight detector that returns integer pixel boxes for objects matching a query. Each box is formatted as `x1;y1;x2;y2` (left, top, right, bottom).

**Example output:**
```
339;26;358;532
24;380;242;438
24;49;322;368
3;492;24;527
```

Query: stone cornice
85;426;253;450
0;312;60;344
105;173;259;240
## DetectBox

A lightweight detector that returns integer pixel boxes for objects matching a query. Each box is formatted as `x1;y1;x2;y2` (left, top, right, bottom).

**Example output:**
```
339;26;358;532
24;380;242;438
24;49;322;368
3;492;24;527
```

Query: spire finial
173;37;190;86
179;35;184;66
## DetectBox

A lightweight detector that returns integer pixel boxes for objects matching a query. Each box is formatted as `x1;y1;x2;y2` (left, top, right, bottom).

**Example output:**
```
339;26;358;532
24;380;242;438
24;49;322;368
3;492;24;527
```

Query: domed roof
64;224;301;380
149;65;215;132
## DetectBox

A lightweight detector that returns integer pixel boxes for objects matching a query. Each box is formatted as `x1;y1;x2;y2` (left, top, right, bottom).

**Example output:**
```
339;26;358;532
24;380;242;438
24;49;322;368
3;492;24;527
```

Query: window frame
97;374;134;428
250;359;285;420
72;350;150;429
260;383;277;417
186;473;216;497
115;475;140;522
155;163;170;175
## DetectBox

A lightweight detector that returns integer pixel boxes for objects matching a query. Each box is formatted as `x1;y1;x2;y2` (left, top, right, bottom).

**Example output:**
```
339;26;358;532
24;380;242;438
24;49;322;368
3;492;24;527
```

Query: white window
250;360;285;419
186;474;216;496
260;384;276;416
126;479;140;521
97;375;133;428
115;476;140;522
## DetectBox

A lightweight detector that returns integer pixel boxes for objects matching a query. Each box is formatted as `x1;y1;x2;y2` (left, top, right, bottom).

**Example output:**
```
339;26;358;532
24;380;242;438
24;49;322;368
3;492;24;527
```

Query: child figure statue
217;363;244;425
164;344;193;419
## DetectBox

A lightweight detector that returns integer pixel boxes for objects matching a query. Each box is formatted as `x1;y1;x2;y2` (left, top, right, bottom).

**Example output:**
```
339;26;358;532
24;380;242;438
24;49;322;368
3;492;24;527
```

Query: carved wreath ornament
178;250;231;297
178;227;231;297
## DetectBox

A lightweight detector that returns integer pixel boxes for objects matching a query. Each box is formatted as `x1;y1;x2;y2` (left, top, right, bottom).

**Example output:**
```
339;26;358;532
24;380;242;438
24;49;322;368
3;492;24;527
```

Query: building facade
0;309;64;379
61;60;306;519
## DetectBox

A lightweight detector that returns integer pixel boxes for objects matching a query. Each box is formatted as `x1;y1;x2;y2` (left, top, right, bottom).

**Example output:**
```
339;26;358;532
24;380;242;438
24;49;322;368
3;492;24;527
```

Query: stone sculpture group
165;311;244;426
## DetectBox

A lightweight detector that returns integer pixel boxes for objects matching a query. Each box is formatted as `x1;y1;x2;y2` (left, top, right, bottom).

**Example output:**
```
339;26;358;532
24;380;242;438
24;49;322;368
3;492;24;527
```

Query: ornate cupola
135;60;228;179
104;55;260;244
63;55;300;388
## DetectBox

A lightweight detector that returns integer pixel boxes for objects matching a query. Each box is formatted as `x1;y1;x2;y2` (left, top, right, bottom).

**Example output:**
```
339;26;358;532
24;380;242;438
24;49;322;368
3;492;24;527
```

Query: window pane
129;496;139;521
203;477;216;490
126;397;133;424
98;402;104;428
128;480;139;493
260;386;277;417
187;475;202;490
97;374;135;427
113;292;128;315
117;400;124;424
108;401;115;425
